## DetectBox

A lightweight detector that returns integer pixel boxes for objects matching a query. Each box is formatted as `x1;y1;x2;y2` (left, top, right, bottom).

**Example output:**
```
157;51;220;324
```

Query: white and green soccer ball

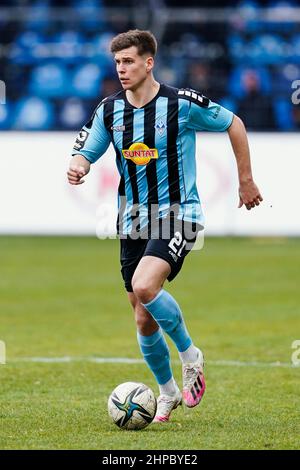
108;382;157;430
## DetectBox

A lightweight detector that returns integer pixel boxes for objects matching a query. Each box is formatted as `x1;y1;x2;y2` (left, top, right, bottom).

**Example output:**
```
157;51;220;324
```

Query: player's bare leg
128;292;158;336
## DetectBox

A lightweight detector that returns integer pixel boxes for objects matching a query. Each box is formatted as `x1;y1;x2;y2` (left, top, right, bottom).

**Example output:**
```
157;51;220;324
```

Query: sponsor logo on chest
122;142;158;165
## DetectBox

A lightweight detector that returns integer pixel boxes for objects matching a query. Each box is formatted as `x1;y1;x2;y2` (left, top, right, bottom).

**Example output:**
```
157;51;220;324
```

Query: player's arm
227;114;263;210
185;91;263;210
68;103;110;186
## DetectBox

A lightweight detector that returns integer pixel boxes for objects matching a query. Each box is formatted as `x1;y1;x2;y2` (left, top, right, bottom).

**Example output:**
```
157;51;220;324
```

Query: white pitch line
6;357;298;368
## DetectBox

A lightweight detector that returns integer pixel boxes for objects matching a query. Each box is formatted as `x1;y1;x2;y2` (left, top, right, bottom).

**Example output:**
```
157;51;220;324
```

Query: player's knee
132;280;157;304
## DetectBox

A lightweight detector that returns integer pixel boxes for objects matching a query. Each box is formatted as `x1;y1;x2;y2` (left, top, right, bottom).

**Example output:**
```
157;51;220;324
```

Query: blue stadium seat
29;63;69;98
227;33;246;63
236;0;262;33
250;34;285;64
24;0;51;32
0;102;11;130
71;63;103;98
52;31;85;64
59;98;88;129
13;97;54;130
9;31;45;65
292;34;300;63
273;98;295;130
71;0;105;32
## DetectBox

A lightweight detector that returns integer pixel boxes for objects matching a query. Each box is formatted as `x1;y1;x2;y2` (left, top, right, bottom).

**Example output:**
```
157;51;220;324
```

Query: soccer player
68;30;263;422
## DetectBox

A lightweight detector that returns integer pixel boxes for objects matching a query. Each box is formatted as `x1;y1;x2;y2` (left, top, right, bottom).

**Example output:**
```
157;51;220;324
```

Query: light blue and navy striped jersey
72;83;233;236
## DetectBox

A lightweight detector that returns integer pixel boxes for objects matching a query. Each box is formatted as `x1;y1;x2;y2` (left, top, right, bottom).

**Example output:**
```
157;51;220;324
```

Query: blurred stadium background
1;0;300;451
1;0;300;131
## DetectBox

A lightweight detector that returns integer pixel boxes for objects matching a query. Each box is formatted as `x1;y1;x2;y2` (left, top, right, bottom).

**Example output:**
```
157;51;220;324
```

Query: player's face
114;46;153;91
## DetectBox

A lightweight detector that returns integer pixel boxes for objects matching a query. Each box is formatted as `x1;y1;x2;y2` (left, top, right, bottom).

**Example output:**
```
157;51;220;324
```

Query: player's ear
145;56;154;72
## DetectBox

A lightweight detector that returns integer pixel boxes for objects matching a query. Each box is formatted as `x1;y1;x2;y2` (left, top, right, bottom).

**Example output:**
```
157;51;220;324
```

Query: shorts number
168;231;187;257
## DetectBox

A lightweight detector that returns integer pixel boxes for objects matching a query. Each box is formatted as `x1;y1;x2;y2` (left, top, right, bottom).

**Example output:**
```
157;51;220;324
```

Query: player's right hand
67;165;87;185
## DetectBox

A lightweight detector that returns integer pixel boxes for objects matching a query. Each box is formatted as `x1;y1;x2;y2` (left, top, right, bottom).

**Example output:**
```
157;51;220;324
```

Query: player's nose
118;63;126;73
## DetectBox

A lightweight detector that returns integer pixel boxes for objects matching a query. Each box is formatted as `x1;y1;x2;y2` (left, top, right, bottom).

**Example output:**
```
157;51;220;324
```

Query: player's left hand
238;179;263;210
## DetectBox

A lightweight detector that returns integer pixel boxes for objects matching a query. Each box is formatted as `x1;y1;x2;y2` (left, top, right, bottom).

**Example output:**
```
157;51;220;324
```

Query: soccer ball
108;382;157;430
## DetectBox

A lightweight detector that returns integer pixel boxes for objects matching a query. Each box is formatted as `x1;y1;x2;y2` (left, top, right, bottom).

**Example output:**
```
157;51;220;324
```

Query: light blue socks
142;289;192;353
137;328;172;385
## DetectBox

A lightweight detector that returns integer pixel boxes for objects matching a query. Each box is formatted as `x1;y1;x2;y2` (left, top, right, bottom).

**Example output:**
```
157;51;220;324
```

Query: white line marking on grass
13;357;144;364
7;357;297;368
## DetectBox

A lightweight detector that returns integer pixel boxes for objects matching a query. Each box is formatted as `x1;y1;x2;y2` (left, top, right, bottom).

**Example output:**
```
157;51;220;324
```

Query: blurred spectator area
0;0;300;130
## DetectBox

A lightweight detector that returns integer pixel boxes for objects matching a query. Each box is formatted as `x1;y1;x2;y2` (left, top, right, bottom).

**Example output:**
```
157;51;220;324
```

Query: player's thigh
120;237;147;293
132;256;171;294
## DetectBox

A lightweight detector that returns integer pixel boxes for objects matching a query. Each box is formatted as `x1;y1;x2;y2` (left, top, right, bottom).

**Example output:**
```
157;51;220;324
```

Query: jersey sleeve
185;93;234;132
71;103;111;163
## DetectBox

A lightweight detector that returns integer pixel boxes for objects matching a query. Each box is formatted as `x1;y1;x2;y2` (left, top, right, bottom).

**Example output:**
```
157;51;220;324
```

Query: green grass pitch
0;236;299;450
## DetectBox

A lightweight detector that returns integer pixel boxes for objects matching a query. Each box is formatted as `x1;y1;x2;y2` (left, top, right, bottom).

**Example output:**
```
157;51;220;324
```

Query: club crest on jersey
154;119;166;136
122;142;158;166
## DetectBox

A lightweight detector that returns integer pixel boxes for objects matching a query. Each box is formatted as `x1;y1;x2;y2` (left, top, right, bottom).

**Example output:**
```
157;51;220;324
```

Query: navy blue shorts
120;221;200;292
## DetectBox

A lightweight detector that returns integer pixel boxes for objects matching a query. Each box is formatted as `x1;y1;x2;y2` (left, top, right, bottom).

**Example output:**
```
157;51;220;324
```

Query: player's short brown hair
110;30;157;57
